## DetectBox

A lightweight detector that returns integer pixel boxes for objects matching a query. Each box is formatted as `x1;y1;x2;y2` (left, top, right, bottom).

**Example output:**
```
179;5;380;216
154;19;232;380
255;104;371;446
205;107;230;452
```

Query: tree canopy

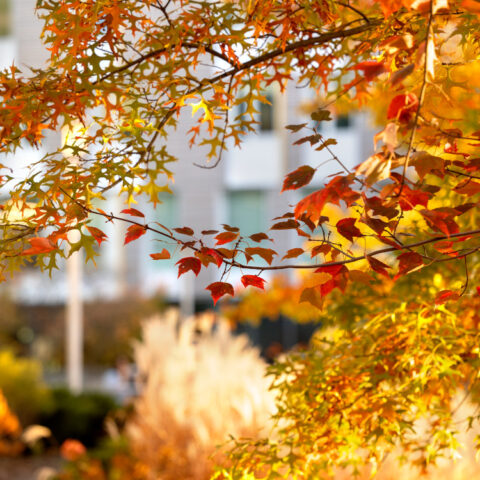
3;0;480;477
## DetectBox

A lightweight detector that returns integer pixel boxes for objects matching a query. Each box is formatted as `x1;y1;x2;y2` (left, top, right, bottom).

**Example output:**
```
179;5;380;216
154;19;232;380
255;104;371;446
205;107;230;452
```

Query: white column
66;221;83;392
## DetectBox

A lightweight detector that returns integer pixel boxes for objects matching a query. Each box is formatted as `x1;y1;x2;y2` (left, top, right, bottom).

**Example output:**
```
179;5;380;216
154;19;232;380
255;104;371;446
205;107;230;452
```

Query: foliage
3;0;480;477
39;387;118;447
0;349;52;426
127;309;275;480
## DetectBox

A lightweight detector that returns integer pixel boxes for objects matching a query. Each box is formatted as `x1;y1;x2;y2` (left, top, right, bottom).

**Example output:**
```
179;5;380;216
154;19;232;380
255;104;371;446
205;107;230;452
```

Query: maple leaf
120;208;144;218
282;248;304;260
435;289;459;305
174;227;195;236
206;281;234;305
86;226;108;246
21;237;56;256
336;218;362;242
387;93;418;123
176;257;202;277
282;165;316;192
367;255;390;277
124;224;146;245
394;252;424;279
241;275;266;290
215;231;239;246
150;249;171;260
351;60;388;81
244;247;277;264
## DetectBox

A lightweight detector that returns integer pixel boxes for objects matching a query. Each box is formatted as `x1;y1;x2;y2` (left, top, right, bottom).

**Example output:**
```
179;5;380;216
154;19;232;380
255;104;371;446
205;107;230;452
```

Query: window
0;0;10;37
259;92;274;132
335;114;351;129
228;190;266;237
235;91;275;133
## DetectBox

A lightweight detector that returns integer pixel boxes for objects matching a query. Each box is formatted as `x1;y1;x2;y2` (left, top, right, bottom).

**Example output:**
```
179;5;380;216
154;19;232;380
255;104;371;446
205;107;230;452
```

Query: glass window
0;0;10;37
259;92;274;132
336;114;351;129
228;190;266;237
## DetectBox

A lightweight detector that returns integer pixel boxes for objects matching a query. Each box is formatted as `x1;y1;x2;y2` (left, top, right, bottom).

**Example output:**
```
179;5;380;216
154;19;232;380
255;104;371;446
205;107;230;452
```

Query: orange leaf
351;60;388;81
387;93;418;123
21;237;56;256
435;289;459;305
244;247;277;264
150;249;171;260
241;275;266;289
120;208;144;218
282;248;304;260
86;226;107;246
215;231;239;246
124;224;146;244
176;257;201;277
174;226;194;236
206;281;234;305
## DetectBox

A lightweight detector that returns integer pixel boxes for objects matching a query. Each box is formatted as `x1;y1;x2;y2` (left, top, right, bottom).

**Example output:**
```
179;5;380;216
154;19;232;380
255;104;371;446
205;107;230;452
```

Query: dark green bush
39;387;118;447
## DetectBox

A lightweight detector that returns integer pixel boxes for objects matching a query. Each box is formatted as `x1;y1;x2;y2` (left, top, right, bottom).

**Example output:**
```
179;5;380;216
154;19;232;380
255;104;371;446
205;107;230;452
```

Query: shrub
39;388;118;447
127;309;276;480
0;349;52;426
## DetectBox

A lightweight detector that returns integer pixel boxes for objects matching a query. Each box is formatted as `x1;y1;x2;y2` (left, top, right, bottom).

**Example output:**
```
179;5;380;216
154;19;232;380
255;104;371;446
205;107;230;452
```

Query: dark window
259;92;274;131
336;114;351;129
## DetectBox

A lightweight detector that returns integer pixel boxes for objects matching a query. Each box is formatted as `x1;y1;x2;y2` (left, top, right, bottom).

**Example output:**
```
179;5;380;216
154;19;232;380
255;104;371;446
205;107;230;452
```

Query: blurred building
0;0;374;308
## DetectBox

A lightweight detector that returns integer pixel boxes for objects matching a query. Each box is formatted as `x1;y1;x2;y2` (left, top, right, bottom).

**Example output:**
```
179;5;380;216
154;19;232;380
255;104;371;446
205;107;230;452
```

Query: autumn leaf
367;255;390;277
387;93;418;123
394;251;424;279
176;257;202;277
241;275;266;289
150;249;171;260
351;60;388;81
244;247;277;264
249;232;271;242
282;248;304;260
174;226;195;236
120;208;145;218
299;286;323;309
435;289;460;305
124;224;146;244
86;226;108;246
336;218;362;242
206;281;234;305
21;237;56;256
215;231;239;246
282;165;316;192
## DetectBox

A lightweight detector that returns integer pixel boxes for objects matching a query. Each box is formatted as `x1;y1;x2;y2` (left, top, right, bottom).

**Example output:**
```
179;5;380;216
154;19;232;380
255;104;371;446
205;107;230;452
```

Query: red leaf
241;275;266;290
454;180;480;196
201;248;224;267
394;251;424;279
315;264;346;277
174;226;194;236
387;93;418;123
215;231;239;246
336;218;362;242
150;249;171;260
176;257;201;277
21;237;56;256
86;226;108;246
206;281;234;305
282;165;316;192
120;208;144;218
351;60;388;81
271;219;300;230
124;224;146;244
366;255;390;277
435;290;460;305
